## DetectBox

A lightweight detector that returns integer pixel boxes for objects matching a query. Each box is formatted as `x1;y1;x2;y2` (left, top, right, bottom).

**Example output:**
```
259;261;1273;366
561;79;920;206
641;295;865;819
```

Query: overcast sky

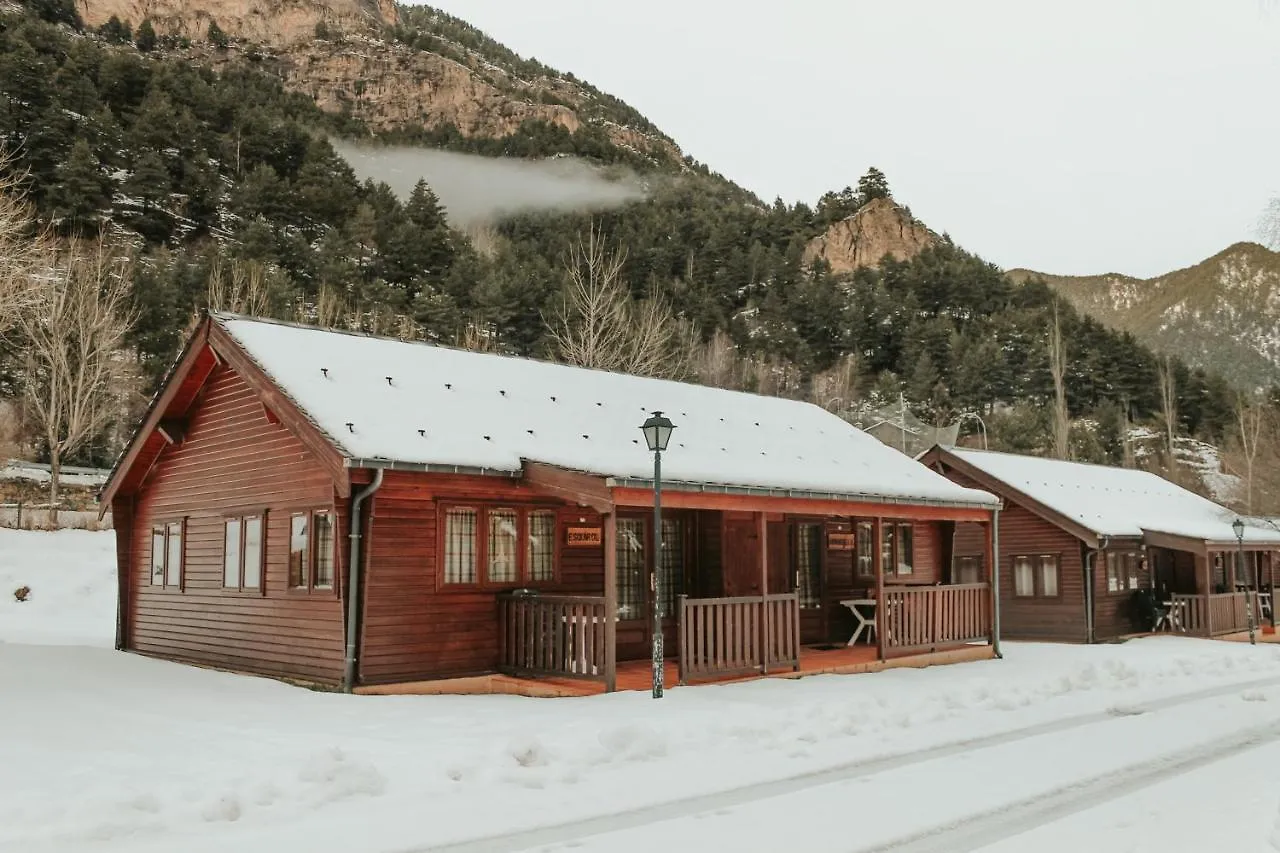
422;1;1280;277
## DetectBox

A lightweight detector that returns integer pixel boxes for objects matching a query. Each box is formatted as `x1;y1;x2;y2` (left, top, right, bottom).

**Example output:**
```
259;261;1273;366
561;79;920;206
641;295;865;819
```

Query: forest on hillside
2;4;1278;514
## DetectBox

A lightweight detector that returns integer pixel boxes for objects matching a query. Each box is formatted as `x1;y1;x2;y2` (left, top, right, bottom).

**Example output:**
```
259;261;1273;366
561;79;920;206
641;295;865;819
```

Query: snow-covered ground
5;530;1280;853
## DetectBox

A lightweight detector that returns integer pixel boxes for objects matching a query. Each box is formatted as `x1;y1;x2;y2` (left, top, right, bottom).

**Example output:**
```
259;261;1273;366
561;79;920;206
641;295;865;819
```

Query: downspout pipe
992;507;1003;659
1083;535;1109;644
343;468;384;694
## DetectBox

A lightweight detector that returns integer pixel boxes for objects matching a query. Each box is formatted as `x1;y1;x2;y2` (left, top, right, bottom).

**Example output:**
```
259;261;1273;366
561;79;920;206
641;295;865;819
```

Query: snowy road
7;529;1280;853
423;677;1280;853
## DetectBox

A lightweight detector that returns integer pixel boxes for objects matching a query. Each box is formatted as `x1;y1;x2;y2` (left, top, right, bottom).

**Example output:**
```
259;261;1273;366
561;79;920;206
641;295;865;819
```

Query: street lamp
1233;518;1257;646
641;411;675;699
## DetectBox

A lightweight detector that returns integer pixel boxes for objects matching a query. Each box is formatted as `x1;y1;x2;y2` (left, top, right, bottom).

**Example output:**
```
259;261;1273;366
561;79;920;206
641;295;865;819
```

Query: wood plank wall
125;365;345;683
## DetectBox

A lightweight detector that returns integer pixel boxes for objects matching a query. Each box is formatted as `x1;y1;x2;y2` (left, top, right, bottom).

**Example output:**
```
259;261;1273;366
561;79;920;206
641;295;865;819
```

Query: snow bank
0;528;116;647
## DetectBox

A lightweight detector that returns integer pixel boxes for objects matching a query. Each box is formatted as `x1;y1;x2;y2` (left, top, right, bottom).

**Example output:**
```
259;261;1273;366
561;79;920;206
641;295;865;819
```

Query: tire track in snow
864;718;1280;853
410;674;1280;853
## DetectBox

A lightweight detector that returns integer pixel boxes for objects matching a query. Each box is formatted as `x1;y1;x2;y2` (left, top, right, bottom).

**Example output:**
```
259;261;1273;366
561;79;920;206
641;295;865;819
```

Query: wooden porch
357;642;996;698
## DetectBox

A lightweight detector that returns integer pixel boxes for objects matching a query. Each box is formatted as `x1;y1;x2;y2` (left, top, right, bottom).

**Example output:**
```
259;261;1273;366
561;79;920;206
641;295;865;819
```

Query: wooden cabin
101;314;1002;693
922;446;1280;643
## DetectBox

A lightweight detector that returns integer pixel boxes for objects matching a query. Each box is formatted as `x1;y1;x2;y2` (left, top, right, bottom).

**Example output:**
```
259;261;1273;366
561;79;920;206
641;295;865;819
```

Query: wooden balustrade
881;583;990;653
1169;592;1259;637
679;593;800;682
497;592;612;683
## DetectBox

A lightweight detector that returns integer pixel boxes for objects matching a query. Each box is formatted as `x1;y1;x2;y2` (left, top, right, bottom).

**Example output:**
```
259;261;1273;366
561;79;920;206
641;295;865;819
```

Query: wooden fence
881;583;991;653
678;593;801;682
1170;592;1261;637
497;592;612;685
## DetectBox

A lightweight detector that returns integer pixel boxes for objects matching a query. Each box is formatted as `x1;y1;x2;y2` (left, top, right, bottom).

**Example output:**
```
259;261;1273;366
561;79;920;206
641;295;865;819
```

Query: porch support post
758;511;770;675
1200;550;1213;637
603;511;618;693
987;508;1001;657
874;517;885;661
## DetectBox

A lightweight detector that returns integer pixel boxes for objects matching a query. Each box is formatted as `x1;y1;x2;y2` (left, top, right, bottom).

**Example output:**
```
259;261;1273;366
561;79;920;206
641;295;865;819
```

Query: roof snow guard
213;313;997;509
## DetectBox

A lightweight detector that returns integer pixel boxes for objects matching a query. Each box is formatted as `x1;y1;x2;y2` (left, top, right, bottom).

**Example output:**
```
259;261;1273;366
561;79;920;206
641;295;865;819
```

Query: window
955;556;982;584
896;524;914;575
1014;556;1035;597
1040;555;1059;597
879;522;915;577
796;523;822;609
223;518;241;588
290;509;336;591
441;505;560;586
290;513;310;588
1107;552;1142;594
616;518;645;619
856;521;874;578
487;508;519;583
150;520;185;588
223;514;266;591
1013;554;1059;598
658;517;685;618
527;511;556;582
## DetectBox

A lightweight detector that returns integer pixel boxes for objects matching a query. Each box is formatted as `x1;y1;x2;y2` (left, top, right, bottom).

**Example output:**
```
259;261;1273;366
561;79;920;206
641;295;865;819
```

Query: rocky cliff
76;0;678;157
1011;242;1280;390
802;197;937;274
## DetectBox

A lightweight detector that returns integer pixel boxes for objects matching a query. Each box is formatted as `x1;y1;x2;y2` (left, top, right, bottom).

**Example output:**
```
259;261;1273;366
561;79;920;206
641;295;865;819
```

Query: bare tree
206;256;271;318
1223;393;1271;514
1048;305;1070;459
19;237;136;525
1121;397;1136;468
810;353;862;414
1158;355;1178;465
0;159;53;335
1260;196;1280;250
691;329;742;390
549;225;687;379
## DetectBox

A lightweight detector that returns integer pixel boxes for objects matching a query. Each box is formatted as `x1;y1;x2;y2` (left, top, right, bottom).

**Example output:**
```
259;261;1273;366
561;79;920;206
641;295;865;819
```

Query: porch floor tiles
355;643;995;698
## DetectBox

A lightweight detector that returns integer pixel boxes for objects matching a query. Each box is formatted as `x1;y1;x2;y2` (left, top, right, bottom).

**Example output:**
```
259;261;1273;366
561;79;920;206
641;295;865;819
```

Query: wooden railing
881;583;990;653
1170;592;1260;637
497;592;611;684
678;593;800;682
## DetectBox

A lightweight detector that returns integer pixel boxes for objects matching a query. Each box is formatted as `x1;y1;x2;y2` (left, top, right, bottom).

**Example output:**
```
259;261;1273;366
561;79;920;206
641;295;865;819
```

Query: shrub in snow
13;585;30;602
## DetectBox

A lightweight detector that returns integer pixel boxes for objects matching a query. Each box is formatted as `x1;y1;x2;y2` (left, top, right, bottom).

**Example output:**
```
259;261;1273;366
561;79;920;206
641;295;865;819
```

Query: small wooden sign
828;533;856;551
566;527;602;547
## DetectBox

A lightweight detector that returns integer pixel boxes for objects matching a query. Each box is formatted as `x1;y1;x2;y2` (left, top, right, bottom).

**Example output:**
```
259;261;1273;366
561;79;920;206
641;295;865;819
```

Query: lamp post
1233;518;1256;646
641;411;675;699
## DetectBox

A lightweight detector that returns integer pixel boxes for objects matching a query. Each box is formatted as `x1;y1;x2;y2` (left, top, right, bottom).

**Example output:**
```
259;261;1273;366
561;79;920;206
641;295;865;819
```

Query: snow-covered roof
947;448;1280;545
215;315;997;508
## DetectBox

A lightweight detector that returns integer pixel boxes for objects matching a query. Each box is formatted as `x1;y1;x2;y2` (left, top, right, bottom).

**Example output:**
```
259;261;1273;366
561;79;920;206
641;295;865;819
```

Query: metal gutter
344;458;520;478
992;507;1002;658
605;476;1001;512
343;469;384;694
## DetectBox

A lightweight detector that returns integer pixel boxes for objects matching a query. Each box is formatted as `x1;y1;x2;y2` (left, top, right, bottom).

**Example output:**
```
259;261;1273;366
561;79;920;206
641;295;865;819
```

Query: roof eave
604;476;1001;511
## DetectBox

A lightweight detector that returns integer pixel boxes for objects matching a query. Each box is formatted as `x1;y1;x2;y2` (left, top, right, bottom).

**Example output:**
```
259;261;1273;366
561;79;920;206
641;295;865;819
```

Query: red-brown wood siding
1093;550;1153;640
357;471;600;684
126;364;345;683
941;465;1088;642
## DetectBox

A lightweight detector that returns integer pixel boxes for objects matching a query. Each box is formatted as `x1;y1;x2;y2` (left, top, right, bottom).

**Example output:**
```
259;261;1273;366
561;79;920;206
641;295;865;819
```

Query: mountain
0;0;1246;474
802;197;937;273
1010;242;1280;391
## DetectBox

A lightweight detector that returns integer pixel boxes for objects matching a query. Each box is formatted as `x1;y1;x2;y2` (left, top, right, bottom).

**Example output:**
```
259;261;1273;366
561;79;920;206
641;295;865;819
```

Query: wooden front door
722;514;762;597
614;512;692;661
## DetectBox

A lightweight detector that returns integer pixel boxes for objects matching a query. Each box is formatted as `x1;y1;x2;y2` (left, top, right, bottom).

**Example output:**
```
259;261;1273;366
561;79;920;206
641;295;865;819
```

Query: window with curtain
527;510;556;582
856;521;874;578
1107;552;1141;594
444;507;478;584
165;521;183;587
659;517;684;618
289;513;309;588
616;518;645;619
881;525;894;576
223;518;242;588
1014;556;1035;597
955;556;981;584
1039;554;1059;597
243;515;263;589
313;511;335;589
797;523;822;609
487;508;519;583
151;527;165;585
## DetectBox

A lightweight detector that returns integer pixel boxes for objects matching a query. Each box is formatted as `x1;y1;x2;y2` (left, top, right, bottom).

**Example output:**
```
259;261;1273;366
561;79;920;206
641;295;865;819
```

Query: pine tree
857;167;891;204
207;20;229;48
50;139;110;231
98;16;133;43
121;151;173;243
136;19;157;52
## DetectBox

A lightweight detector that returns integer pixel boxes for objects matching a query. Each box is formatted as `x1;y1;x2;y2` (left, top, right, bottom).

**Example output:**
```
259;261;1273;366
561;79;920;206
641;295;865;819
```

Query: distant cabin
922;446;1280;642
101;313;1001;692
